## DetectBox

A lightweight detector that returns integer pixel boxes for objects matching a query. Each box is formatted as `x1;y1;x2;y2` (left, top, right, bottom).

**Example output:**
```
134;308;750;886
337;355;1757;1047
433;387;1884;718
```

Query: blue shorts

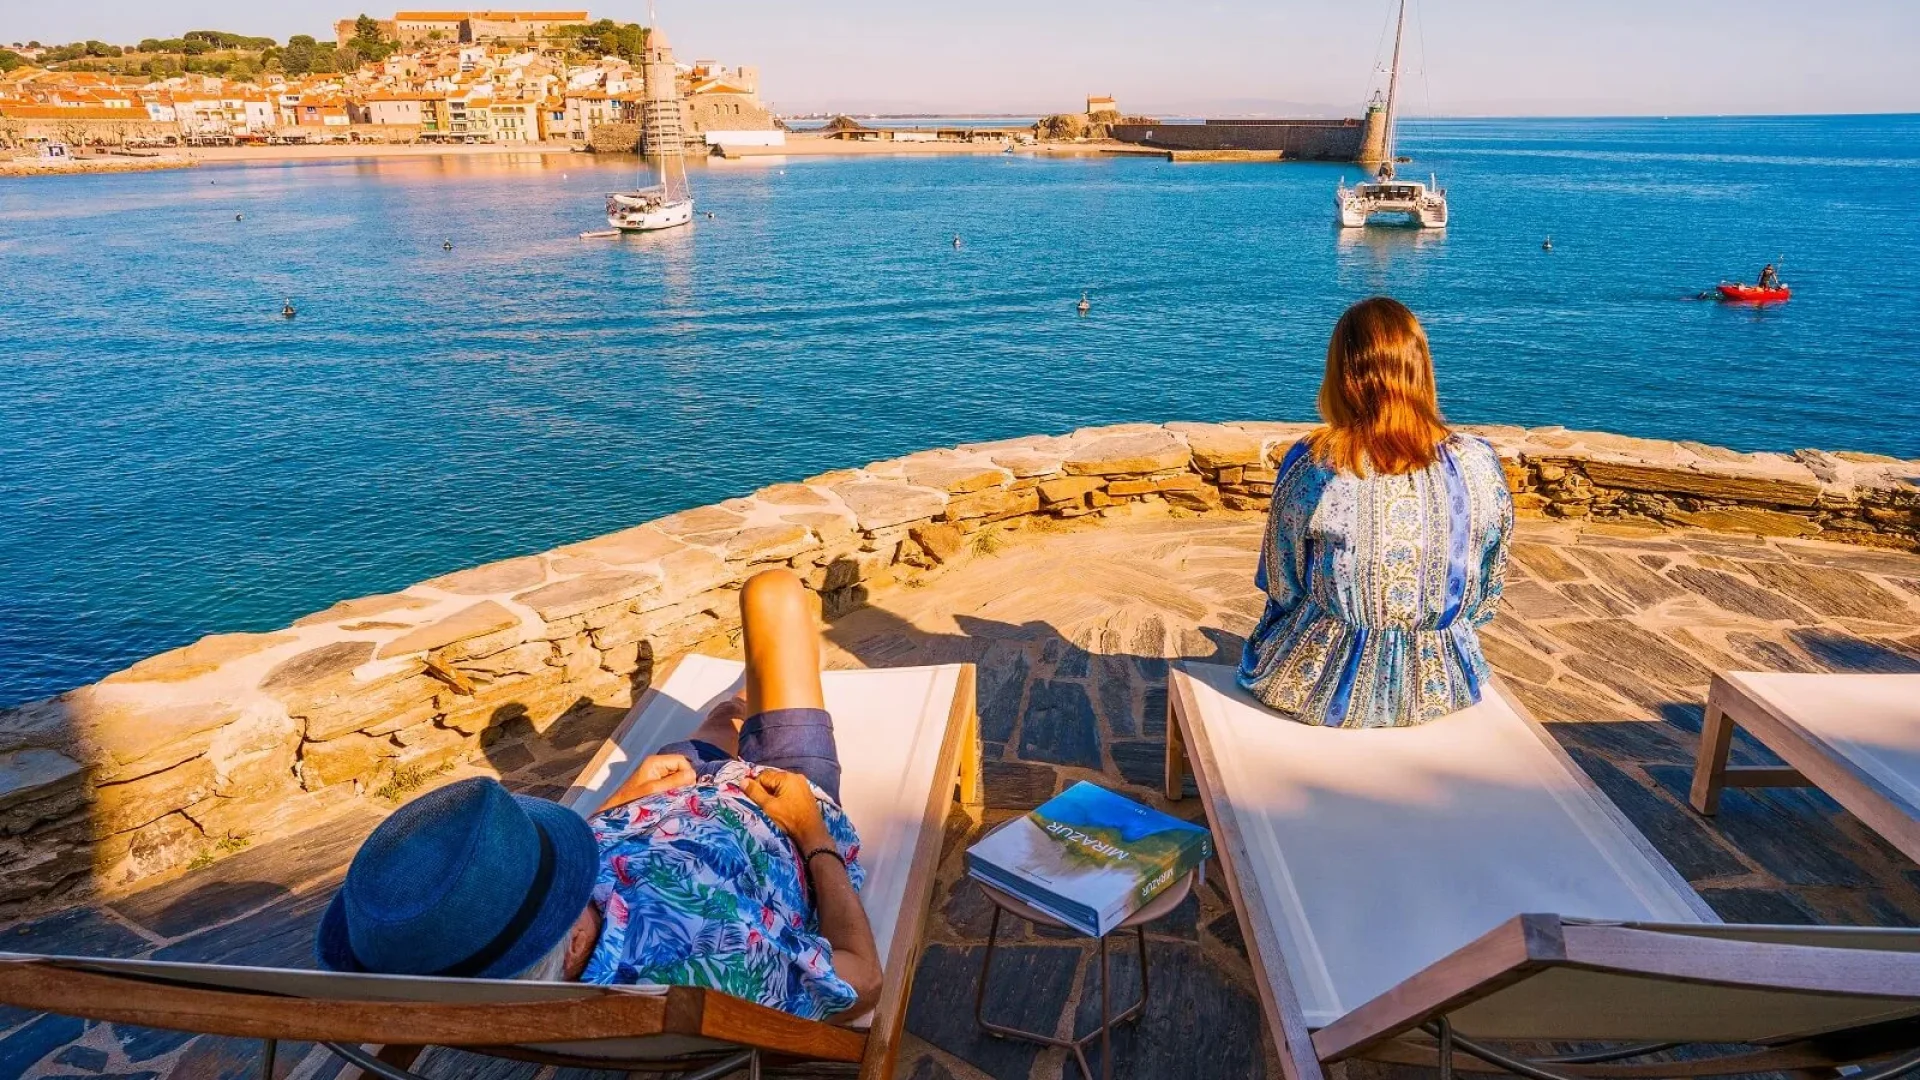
657;707;842;804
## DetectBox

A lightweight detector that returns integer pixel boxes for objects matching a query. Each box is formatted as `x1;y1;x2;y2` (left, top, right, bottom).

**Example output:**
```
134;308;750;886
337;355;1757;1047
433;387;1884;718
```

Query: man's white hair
517;936;573;982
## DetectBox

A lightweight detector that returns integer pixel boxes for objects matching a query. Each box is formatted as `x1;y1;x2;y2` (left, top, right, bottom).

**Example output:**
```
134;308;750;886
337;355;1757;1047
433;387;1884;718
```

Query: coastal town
0;10;786;169
4;2;1917;1078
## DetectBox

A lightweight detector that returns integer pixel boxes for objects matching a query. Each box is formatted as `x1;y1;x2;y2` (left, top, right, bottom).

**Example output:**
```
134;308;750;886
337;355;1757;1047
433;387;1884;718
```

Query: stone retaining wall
1;423;1915;915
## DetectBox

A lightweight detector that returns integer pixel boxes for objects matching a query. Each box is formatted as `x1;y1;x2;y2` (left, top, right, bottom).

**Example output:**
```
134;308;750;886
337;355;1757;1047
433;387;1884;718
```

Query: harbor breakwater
1108;116;1381;162
1;422;1916;914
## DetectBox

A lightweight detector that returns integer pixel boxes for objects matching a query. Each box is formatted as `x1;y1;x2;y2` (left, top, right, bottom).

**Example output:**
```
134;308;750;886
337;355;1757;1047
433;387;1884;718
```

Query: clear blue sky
6;0;1917;117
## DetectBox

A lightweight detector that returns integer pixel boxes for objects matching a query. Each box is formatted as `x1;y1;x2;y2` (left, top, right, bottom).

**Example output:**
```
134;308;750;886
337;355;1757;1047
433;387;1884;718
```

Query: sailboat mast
1382;0;1406;164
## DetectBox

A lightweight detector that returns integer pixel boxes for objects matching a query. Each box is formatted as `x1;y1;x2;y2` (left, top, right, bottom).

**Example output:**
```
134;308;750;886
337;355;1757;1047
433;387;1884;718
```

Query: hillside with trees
18;18;400;81
549;19;649;63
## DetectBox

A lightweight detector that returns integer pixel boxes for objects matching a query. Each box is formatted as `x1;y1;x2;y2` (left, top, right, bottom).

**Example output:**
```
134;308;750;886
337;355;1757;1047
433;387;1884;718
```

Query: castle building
334;11;591;48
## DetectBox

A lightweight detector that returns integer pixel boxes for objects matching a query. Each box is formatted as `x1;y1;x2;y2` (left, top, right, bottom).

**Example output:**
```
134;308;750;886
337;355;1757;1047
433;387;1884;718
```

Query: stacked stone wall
1;422;1915;916
587;122;641;154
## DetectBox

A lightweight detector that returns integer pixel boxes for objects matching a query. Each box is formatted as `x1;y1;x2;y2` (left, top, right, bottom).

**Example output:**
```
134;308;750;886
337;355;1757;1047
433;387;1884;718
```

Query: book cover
964;781;1212;937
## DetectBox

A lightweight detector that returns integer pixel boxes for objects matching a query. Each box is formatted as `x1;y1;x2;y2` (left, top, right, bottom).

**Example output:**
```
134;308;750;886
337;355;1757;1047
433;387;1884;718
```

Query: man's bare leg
740;569;827;715
683;570;824;752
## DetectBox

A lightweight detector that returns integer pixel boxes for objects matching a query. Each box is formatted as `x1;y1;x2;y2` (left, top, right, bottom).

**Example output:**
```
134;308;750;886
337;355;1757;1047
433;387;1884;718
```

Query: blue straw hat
316;777;598;979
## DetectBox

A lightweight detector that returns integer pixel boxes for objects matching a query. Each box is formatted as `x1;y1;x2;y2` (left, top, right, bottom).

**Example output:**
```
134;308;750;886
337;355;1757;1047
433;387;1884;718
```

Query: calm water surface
3;116;1918;705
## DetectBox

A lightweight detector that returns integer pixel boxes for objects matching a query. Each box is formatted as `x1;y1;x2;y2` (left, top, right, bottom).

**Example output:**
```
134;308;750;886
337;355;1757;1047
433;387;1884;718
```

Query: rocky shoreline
0;422;1915;916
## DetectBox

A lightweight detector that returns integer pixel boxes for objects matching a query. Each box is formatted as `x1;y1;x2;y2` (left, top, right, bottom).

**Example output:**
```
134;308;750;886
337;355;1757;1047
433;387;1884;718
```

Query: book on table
964;781;1213;937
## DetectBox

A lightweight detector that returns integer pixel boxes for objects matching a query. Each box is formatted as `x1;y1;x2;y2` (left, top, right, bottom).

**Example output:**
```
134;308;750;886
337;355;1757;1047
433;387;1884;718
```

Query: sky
5;0;1917;117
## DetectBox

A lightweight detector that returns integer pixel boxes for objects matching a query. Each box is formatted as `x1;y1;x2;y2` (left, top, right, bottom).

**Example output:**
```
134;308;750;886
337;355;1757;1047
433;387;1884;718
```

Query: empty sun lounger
1692;672;1920;863
0;654;980;1080
1164;662;1920;1080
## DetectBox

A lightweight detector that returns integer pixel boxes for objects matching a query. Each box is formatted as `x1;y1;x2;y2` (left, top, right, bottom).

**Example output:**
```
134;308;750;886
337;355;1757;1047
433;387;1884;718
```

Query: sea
2;115;1917;706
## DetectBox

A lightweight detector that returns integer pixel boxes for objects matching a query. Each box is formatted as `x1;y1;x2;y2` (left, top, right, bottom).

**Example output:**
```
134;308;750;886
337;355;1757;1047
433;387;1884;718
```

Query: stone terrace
4;506;1920;1080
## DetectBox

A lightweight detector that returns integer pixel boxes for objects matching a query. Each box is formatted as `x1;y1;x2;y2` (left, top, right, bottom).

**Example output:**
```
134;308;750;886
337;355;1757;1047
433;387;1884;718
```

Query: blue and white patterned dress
581;760;865;1020
1237;434;1515;728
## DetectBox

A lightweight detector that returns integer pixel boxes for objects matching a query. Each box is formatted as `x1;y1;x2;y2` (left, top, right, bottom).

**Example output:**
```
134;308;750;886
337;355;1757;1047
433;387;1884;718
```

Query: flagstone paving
4;508;1920;1080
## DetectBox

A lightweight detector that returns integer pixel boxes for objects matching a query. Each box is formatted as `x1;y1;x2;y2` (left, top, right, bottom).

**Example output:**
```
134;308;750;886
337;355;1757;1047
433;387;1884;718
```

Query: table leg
1164;703;1187;802
1100;932;1112;1080
1690;687;1737;816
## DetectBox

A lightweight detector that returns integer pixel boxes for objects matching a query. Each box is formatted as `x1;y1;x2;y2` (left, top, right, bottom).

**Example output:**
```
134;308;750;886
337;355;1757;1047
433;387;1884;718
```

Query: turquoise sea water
3;115;1918;706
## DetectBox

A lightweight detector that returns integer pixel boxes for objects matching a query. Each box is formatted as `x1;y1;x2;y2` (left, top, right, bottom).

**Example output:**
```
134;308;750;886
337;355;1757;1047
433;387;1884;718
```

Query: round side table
972;871;1195;1080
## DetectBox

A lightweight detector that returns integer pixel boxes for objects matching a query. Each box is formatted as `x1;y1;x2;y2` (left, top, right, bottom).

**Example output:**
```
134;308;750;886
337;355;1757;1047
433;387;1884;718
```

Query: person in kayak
1758;264;1781;290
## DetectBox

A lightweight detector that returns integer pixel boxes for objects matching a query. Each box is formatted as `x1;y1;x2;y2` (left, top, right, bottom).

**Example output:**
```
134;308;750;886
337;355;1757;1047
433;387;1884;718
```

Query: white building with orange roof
354;89;432;127
487;96;537;141
138;91;178;124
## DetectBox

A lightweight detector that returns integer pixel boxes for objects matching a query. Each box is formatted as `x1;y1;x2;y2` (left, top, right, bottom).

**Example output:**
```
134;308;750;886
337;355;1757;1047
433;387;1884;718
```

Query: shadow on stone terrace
4;510;1920;1079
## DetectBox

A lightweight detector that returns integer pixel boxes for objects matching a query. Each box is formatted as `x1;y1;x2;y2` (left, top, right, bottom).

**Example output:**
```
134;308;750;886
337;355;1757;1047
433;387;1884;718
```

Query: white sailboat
607;24;693;232
1336;0;1448;230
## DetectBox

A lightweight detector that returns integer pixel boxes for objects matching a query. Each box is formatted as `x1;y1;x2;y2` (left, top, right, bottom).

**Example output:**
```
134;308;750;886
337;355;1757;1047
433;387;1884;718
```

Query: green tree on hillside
0;49;21;72
184;30;276;49
348;14;396;63
561;19;647;61
281;34;317;75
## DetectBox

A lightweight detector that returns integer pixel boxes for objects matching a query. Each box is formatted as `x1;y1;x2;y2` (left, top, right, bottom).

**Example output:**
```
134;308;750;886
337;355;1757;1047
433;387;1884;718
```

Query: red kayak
1717;283;1791;303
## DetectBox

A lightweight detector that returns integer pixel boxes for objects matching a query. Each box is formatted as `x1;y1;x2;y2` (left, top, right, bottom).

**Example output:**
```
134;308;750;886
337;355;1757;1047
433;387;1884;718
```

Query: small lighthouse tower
640;26;686;159
1358;91;1389;166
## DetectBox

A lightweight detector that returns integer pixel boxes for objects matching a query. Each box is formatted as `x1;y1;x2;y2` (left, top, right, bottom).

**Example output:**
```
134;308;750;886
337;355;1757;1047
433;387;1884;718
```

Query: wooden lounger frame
1164;666;1920;1080
0;656;982;1080
1691;672;1920;862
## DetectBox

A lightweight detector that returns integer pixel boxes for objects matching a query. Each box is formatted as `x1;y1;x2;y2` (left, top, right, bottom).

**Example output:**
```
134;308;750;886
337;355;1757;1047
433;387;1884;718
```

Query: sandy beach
1;141;585;177
187;141;583;163
0;133;1061;177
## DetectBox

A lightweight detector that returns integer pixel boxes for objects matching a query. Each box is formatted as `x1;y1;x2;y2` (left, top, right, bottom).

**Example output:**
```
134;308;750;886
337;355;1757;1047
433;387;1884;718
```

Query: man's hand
630;754;697;798
746;768;829;849
596;753;696;813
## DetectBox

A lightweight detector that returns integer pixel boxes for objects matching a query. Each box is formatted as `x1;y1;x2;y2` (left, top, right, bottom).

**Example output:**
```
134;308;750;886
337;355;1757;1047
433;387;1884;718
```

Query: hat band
357;822;558;979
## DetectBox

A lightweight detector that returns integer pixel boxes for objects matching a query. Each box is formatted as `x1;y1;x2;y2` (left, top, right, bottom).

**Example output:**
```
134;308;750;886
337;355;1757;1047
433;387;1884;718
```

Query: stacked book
965;781;1213;937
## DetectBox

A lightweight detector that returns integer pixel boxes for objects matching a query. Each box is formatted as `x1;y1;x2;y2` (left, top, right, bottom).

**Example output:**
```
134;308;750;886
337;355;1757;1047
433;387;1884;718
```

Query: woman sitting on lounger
318;569;882;1022
1238;296;1514;728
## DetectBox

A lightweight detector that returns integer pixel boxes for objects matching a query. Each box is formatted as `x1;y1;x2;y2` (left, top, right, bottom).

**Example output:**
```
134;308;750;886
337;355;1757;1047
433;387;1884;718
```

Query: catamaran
1336;0;1448;230
606;25;694;232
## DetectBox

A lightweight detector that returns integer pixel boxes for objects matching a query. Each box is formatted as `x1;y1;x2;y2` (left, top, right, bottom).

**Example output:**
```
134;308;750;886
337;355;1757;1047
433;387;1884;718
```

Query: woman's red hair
1308;296;1451;476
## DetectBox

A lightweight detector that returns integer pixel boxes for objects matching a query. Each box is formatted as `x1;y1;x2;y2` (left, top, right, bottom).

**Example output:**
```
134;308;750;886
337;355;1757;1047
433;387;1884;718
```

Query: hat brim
317;794;599;979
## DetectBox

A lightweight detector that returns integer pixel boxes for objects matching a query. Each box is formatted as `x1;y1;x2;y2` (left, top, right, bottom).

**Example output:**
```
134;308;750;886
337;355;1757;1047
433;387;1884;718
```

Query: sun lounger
0;654;981;1080
1691;672;1920;863
1164;662;1920;1079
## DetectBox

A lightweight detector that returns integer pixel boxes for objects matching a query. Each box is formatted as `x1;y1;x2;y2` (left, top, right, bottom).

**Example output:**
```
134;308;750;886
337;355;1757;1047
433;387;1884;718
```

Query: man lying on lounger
315;569;882;1023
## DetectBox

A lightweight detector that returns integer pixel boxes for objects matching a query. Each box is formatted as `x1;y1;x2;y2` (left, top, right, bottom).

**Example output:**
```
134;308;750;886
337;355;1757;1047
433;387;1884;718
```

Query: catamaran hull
608;200;694;232
1337;196;1447;229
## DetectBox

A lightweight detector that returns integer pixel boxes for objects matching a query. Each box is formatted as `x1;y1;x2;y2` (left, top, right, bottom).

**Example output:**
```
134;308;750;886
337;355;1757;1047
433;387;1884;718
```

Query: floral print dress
582;760;865;1020
1237;433;1515;728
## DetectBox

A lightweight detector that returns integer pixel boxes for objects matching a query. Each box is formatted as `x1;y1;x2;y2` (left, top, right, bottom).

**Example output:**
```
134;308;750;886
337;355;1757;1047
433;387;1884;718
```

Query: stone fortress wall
1;422;1915;915
1108;118;1374;162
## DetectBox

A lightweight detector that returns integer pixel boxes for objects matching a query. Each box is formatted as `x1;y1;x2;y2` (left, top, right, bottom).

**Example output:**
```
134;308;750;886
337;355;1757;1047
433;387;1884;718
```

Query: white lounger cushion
0;656;968;1067
563;653;967;979
1725;672;1920;813
1176;663;1709;1027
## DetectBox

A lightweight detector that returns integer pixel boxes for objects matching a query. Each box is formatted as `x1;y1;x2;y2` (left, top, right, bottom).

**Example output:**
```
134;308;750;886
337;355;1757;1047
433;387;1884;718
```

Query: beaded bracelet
805;847;847;877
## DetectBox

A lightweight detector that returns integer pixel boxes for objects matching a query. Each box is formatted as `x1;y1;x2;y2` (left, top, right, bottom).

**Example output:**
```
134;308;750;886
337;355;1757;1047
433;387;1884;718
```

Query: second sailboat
607;24;694;232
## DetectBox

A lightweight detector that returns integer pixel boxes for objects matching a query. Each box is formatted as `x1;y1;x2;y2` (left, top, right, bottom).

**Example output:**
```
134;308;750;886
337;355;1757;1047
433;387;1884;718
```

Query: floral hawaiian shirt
581;759;866;1020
